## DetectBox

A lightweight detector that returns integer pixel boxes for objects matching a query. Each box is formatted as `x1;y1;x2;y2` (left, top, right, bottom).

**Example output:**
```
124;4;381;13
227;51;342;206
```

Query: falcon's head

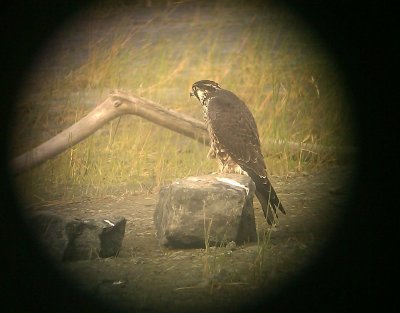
190;80;221;104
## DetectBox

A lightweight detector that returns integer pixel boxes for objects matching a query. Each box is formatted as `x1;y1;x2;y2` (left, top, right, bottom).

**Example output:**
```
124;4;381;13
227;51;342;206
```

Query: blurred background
10;0;354;206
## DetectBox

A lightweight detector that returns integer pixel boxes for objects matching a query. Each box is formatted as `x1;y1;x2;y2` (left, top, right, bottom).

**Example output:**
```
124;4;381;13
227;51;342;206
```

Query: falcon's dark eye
190;86;198;98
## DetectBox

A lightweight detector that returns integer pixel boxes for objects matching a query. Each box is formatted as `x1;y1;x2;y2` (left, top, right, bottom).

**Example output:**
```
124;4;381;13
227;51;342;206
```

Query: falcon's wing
207;90;267;176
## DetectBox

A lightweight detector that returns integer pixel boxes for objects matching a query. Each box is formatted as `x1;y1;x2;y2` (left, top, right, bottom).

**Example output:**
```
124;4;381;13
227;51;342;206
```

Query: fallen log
11;90;208;174
10;90;356;175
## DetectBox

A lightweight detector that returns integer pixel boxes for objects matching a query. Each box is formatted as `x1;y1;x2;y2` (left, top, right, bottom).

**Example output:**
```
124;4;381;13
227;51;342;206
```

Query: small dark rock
27;212;126;261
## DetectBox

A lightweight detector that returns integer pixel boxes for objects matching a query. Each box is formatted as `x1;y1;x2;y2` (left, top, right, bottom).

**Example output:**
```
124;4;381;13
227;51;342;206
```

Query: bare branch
10;90;356;175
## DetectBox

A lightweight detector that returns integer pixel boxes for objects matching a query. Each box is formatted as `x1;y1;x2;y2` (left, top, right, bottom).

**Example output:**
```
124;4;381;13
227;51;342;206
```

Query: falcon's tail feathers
252;174;286;225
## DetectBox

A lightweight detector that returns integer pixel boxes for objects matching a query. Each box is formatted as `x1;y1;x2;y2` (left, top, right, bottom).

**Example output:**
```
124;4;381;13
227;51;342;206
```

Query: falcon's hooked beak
189;90;195;98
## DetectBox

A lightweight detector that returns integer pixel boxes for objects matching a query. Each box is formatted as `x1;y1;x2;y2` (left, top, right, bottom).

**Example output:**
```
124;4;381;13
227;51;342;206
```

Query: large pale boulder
154;174;257;248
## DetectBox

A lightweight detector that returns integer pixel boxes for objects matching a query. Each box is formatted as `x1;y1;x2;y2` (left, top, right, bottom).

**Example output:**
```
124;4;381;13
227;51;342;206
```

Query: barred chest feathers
202;103;245;175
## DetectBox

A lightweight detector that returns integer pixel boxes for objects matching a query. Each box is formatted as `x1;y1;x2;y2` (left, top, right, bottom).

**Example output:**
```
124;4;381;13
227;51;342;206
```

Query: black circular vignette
0;1;394;312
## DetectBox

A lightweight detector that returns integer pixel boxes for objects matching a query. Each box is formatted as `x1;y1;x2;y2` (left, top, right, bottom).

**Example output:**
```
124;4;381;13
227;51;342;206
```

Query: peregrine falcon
190;80;286;225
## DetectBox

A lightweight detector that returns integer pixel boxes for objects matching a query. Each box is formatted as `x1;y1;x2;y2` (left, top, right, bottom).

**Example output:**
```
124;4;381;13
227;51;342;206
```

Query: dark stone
27;212;126;261
154;174;257;248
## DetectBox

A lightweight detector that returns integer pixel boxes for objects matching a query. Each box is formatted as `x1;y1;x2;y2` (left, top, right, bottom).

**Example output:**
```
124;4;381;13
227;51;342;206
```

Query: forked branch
11;91;208;174
10;90;355;175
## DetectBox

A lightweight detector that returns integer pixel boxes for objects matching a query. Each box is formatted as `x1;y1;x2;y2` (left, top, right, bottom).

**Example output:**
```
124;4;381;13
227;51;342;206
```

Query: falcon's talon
190;80;285;225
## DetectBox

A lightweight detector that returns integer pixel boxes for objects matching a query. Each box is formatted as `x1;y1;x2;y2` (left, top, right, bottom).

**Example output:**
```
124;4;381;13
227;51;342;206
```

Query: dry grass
11;1;353;204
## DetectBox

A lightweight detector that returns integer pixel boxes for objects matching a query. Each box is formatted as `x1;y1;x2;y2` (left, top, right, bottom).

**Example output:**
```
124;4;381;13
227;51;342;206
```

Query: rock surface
154;174;257;248
27;212;126;261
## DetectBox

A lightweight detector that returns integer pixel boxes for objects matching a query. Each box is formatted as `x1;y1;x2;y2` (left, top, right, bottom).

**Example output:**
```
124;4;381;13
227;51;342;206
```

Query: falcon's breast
204;89;267;177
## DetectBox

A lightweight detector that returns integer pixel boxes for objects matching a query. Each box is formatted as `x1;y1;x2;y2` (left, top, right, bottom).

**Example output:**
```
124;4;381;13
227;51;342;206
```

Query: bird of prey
190;80;285;225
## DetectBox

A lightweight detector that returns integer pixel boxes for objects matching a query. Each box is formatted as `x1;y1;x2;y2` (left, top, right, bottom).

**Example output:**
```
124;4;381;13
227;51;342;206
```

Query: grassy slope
11;1;353;204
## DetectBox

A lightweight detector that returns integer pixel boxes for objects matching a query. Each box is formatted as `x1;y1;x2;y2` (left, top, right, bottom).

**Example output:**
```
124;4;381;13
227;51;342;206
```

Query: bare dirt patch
25;165;353;313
